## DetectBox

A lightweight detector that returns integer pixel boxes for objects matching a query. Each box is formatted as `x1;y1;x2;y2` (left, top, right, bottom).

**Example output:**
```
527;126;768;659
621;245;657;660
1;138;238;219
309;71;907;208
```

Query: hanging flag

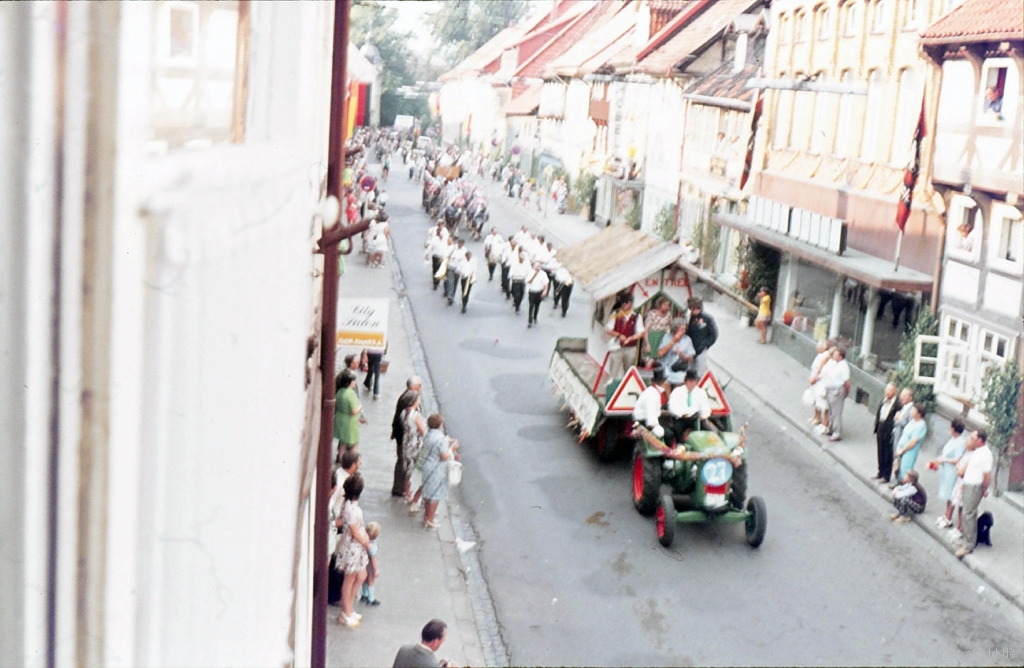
739;89;762;190
895;101;927;233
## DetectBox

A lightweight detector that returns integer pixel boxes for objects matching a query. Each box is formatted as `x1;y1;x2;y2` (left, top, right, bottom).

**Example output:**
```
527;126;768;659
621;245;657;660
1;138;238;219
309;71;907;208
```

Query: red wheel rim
632;456;643;501
656;506;665;538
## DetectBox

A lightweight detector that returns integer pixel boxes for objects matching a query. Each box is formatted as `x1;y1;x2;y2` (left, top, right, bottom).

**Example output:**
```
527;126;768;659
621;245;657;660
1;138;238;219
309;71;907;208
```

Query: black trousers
553;282;573;316
501;264;511;296
487;262;497;280
670;414;701;443
444;269;458;301
511;280;525;311
431;256;442;288
528;290;543;324
461;277;472;309
392;436;406;496
876;429;894;482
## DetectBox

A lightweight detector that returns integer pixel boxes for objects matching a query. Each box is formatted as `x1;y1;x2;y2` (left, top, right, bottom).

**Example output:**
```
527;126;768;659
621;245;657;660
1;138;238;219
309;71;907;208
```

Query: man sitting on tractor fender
667;370;713;443
632;365;674;447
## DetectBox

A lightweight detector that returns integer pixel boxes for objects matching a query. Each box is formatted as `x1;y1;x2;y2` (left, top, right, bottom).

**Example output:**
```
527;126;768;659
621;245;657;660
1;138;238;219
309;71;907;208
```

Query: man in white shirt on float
525;261;550;328
633;365;672;444
456;251;477;314
822;347;851;442
956;430;994;559
668;370;712;440
482;227;505;281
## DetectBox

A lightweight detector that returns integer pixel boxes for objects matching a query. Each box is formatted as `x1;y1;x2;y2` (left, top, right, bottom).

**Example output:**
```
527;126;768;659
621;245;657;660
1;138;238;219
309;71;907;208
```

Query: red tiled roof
514;2;613;79
503;83;544;116
548;3;642;77
637;0;763;76
685;62;758;105
920;0;1023;44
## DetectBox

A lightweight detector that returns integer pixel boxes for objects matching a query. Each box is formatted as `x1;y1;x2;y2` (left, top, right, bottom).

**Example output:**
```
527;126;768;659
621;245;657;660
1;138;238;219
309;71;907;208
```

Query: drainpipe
312;2;351;666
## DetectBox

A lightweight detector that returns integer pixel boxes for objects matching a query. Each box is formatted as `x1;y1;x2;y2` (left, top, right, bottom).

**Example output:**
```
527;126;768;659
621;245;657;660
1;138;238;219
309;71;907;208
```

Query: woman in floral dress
402;393;427;506
419;413;459;530
336;474;371;628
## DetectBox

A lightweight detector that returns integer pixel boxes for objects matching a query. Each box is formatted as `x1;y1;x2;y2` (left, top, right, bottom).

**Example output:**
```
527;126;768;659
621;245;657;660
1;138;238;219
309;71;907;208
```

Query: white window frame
913;335;940;385
902;0;920;29
818;7;833;40
872;0;889;33
779;14;790;44
988;202;1024;275
842;1;860;36
977;58;1013;126
945;193;983;264
795;11;808;42
157;1;201;68
938;314;974;399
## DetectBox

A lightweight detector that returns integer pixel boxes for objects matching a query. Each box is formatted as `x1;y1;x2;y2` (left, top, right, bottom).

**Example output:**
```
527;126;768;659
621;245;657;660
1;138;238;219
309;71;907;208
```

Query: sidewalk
700;298;1024;611
502;188;1024;612
325;231;497;666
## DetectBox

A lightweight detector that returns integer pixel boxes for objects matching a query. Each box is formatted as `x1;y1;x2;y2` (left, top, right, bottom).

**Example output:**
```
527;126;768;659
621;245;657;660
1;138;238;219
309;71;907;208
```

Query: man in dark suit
391;375;422;497
873;382;899;483
393;619;457;668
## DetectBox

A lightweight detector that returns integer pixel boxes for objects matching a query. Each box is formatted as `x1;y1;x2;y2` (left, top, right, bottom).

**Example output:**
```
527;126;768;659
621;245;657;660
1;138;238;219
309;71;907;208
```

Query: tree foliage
979;362;1023;494
428;0;530;69
889;309;939;415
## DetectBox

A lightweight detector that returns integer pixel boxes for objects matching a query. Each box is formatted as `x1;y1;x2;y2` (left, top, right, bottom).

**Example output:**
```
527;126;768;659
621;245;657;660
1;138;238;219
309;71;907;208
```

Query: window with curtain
860;70;884;160
890;68;921;164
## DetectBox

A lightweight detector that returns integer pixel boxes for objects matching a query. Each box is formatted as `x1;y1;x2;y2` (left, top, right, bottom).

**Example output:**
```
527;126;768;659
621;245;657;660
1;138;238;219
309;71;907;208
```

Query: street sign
360;175;377;192
698;370;731;416
337;298;388;352
604;366;646;414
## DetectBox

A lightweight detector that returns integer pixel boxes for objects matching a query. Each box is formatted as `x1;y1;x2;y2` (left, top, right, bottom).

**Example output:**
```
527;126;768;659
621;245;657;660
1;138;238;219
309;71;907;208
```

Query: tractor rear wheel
592;421;621;463
729;462;747;509
745;496;767;548
656;493;676;547
632;450;661;515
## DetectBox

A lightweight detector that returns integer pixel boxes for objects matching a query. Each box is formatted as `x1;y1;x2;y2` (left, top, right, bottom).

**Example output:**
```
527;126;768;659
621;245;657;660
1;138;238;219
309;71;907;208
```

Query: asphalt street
381;164;1023;666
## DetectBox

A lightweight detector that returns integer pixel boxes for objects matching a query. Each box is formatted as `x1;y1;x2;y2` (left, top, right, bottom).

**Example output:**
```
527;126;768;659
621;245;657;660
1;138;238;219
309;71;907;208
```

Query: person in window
984;86;1003;117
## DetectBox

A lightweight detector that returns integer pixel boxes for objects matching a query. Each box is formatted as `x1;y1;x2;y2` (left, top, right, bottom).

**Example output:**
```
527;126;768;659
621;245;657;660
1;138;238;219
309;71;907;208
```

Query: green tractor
631;422;767;549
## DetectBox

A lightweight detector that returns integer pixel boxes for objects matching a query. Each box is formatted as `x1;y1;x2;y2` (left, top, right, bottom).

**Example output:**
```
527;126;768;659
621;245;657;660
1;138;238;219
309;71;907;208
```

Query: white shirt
451;245;468;265
554;266;573;286
509;260;529;281
810;350;831;382
605;310;645;351
457;256;477;281
532;244;551;266
633;385;668;427
427;236;448;258
483;234;505;261
963;444;993;485
513;229;530;246
501;245;519;265
668;385;712;419
527;267;550;293
821;358;850;388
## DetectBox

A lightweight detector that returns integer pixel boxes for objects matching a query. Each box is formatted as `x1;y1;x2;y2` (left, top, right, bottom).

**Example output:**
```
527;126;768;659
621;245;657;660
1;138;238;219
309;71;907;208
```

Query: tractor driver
632;365;674;448
667;370;713;443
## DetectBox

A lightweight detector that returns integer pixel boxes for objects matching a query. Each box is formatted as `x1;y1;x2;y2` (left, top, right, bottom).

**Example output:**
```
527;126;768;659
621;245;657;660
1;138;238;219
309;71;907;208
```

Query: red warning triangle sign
604;366;647;414
698;370;731;417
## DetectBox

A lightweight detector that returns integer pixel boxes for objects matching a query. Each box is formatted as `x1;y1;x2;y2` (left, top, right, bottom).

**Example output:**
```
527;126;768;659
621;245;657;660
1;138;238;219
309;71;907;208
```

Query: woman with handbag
418;413;459;530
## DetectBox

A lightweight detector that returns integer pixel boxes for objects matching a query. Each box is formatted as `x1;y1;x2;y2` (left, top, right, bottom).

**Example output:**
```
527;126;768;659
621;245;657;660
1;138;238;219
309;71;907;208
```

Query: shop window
860;70;884;161
988;202;1024;275
945;194;983;264
842;1;860;36
818;6;833;40
978;59;1011;124
872;0;889;33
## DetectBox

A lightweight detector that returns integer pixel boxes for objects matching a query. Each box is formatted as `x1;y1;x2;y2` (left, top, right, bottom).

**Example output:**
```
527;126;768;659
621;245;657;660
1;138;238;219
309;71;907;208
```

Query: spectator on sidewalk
391;376;422;497
656;318;696;387
933;419;967;529
360;522;381;606
336;474;371;629
893;403;928;482
754;287;772;344
821;348;851;442
419;413;459;530
605;294;644;378
956;431;993;559
809;339;833;430
873;382;900;483
686;297;718;377
334;370;366;459
363;345;385;401
890;387;916;461
402;393;427;508
890;469;927;523
393;619;458;668
643;297;673;363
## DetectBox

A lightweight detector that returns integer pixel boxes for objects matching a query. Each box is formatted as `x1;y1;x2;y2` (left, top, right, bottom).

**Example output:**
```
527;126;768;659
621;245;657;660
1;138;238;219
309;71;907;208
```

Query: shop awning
557;225;683;300
713;212;934;292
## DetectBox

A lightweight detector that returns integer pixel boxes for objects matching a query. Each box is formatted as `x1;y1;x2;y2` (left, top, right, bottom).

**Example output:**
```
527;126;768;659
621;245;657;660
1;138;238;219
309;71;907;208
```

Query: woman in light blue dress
894;403;927;481
932;418;967;528
419;413;459;530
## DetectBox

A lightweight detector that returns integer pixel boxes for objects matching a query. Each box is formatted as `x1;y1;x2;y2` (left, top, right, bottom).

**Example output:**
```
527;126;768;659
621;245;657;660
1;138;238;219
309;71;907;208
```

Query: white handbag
447;458;463;486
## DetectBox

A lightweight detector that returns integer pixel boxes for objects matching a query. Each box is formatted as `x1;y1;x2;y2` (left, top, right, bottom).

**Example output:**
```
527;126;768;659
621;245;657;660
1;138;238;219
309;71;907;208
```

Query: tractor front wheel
730;462;747;509
656;493;676;547
632;450;661;515
745;496;767;548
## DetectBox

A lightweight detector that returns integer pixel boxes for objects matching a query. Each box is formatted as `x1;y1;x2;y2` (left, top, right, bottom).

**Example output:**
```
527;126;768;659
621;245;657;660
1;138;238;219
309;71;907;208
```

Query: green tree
889;309;939;415
979;363;1023;495
428;0;530;69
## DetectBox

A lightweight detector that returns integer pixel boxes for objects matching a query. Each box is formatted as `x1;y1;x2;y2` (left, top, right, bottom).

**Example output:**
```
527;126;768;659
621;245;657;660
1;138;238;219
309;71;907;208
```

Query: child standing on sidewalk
360;522;382;606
